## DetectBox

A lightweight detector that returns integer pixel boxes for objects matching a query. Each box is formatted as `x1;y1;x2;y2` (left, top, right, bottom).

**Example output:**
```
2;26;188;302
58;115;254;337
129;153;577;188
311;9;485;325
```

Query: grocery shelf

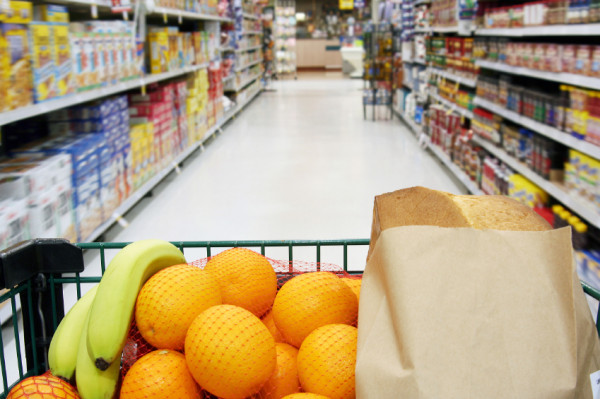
428;143;484;195
476;60;600;91
0;63;209;127
220;47;235;52
226;72;262;92
430;92;474;119
414;27;431;33
147;6;232;22
242;30;263;35
235;45;262;53
407;58;427;66
223;74;235;83
432;26;458;33
473;96;600;160
475;23;600;37
234;58;263;72
471;135;600;229
394;108;421;138
243;12;259;20
47;0;111;8
84;89;262;244
414;0;430;5
430;67;477;88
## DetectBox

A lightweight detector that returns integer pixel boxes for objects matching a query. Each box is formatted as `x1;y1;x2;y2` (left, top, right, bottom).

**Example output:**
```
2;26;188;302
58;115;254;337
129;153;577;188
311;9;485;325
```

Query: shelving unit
243;30;263;35
226;72;262;92
235;45;262;53
475;24;600;37
431;68;477;88
84;88;263;244
0;64;209;127
476;60;600;91
234;58;264;72
430;92;474;119
393;109;421;138
243;12;259;20
471;135;600;228
473;96;600;160
148;7;233;22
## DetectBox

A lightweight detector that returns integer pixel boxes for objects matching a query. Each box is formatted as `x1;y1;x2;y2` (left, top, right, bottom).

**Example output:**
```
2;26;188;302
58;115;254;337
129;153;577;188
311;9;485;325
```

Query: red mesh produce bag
120;248;361;399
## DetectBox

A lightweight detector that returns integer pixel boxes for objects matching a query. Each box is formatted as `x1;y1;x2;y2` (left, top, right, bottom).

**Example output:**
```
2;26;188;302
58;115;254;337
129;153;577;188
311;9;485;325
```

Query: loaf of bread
368;187;552;259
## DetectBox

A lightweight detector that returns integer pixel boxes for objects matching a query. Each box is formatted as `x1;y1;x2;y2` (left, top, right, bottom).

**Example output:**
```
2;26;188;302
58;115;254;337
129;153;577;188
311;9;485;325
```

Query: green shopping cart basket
0;238;599;398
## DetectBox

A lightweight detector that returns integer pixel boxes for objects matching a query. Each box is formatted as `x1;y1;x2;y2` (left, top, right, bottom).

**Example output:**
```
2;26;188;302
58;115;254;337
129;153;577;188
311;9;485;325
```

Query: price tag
112;213;130;228
178;11;182;24
163;12;167;23
122;10;128;20
91;4;98;18
140;78;146;95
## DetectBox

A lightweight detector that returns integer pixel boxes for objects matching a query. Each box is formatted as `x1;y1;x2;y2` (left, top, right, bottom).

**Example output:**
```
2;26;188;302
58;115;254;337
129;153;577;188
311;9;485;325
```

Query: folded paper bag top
356;187;600;399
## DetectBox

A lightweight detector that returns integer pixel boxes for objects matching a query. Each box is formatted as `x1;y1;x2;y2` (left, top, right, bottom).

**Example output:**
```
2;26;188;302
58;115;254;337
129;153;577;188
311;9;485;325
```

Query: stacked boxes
508;174;548;208
147;25;213;74
566;149;600;206
186;69;209;143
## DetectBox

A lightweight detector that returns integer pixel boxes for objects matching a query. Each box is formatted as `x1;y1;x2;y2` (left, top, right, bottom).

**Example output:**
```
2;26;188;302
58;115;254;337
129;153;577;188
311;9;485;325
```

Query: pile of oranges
122;247;362;399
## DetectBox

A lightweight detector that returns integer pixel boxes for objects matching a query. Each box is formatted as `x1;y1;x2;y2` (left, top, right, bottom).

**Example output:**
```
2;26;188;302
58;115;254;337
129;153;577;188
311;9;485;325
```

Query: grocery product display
274;0;296;76
393;0;600;268
0;0;264;249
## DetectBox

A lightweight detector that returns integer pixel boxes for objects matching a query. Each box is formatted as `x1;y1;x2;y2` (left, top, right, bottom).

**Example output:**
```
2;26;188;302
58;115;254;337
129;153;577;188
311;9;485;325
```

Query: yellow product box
51;23;74;97
0;28;9;112
34;4;68;23
2;23;32;109
148;28;168;74
4;1;32;24
29;22;56;102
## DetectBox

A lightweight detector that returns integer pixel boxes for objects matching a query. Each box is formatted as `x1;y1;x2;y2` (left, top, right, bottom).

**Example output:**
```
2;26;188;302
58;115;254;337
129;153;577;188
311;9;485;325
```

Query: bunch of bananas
47;239;187;399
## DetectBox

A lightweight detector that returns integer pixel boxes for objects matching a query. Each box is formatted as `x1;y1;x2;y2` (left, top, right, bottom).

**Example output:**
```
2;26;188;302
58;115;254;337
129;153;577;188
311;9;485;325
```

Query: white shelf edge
430;92;474;119
430;67;477;87
234;58;264;72
476;60;600;90
242;12;259;20
407;58;427;65
226;72;262;92
428;144;484;195
235;45;262;53
223;74;235;82
49;0;112;8
471;135;600;229
149;7;233;22
220;47;235;52
242;30;263;35
0;64;209;127
84;89;263;243
473;96;600;160
475;23;600;37
432;26;458;33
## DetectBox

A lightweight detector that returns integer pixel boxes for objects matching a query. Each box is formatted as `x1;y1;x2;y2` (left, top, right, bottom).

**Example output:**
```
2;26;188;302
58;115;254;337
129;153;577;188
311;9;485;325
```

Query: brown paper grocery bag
356;226;600;399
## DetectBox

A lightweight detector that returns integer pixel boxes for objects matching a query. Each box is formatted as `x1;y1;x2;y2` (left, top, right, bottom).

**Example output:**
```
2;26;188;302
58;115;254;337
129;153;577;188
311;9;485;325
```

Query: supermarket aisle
103;77;465;245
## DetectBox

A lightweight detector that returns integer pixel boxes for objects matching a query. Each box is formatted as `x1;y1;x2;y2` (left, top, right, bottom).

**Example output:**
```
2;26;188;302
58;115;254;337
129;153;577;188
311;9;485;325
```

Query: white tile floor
2;75;468;388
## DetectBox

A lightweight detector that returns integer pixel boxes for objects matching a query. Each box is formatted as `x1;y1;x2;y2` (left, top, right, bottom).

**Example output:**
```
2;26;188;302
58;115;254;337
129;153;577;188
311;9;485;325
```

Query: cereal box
0;27;9;112
148;27;168;74
34;4;69;23
4;1;32;24
2;23;32;109
52;23;74;97
29;22;56;102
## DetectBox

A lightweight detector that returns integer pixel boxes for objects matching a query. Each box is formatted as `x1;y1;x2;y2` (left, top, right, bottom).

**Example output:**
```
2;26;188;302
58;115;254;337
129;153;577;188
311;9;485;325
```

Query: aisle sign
339;0;353;10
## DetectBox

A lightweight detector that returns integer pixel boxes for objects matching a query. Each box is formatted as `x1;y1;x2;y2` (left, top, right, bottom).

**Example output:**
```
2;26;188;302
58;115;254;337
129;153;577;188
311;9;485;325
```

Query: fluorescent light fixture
296;12;306;21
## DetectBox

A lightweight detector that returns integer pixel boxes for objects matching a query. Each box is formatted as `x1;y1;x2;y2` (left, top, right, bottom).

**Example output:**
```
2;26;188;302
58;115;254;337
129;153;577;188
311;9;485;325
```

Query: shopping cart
0;238;599;398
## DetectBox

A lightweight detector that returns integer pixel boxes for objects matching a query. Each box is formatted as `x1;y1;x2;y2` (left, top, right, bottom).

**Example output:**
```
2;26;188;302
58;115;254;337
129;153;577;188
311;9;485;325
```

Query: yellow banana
86;239;186;370
48;285;98;383
76;309;120;399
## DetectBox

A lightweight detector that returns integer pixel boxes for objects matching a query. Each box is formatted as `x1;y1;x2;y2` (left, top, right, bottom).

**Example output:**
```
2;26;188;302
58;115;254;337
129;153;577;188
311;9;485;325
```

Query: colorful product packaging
52;23;74;97
29;22;56;102
148;27;168;74
2;23;33;109
34;4;69;23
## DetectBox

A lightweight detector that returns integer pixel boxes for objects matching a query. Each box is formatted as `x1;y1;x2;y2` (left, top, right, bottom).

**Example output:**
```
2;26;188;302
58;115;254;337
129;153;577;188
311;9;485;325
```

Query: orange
262;310;286;343
272;272;358;348
135;264;222;350
204;248;277;317
120;349;200;398
297;324;357;399
259;343;300;398
7;373;79;398
185;304;276;399
341;277;361;303
282;394;331;399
